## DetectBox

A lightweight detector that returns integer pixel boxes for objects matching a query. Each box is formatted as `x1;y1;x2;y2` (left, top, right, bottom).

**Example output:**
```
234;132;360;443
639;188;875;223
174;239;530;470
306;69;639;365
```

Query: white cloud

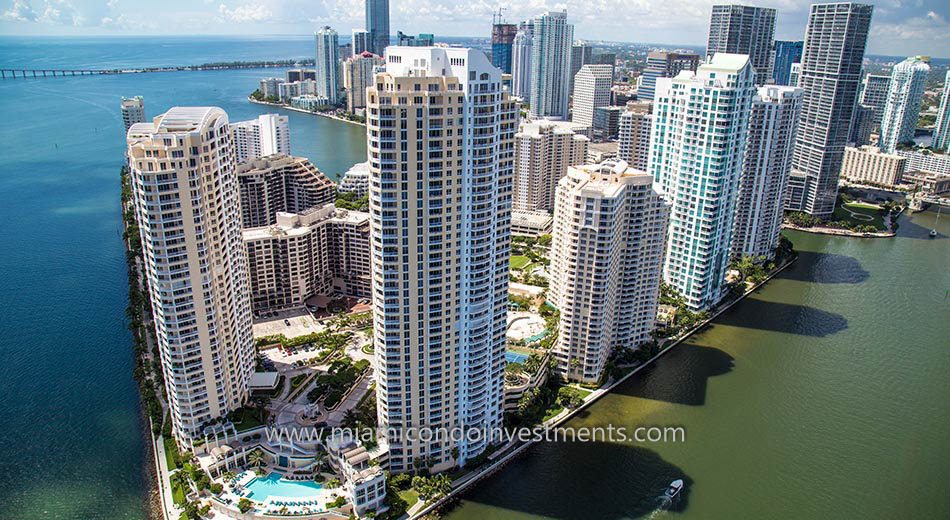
217;3;275;23
2;0;38;21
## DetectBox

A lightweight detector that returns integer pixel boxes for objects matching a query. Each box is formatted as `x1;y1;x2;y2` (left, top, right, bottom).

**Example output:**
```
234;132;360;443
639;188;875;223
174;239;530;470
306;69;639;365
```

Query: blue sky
1;0;947;57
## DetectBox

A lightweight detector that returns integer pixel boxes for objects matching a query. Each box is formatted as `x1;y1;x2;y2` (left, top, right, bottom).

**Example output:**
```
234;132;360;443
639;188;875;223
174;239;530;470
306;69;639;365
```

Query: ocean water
0;36;366;519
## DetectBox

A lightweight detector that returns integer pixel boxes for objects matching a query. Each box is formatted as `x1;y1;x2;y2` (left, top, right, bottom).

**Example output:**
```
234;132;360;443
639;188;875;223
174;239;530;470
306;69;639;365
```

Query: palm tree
341;409;360;430
246;449;266;469
251;395;269;422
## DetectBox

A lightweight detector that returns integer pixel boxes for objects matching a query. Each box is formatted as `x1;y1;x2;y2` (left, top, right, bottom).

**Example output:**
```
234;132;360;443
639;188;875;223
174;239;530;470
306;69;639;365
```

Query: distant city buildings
617;101;653;171
859;73;891;130
230;114;291;164
649;54;755;310
894;149;950;175
638;51;699;101
315;26;342;105
126;107;254;446
528;11;573;119
513;120;590;212
366;47;517;472
706;4;776;84
787;2;873;217
849;104;876;146
236;154;336;228
244;204;372;312
840;146;907;187
396;31;434;46
258;77;283;98
572;64;613;128
772;40;803;86
352;29;370;55
732;85;804;260
365;0;390;56
569;41;593;95
550;160;669;383
879;56;930;153
286;68;317;83
343;52;383;113
120;96;145;131
934;71;950;152
592;106;623;141
788;62;802;87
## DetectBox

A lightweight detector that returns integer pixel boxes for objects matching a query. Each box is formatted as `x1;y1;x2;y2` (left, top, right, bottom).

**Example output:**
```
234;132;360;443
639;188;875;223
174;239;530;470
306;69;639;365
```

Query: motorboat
665;479;684;498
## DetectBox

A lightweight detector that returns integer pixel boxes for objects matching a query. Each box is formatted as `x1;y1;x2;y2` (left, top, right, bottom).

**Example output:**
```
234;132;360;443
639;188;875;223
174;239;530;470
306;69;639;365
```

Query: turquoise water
505;351;529;364
0;36;367;519
245;472;324;501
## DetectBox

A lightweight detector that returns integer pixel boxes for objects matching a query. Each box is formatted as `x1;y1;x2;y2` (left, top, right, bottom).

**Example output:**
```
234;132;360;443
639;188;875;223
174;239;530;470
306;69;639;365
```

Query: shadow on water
714;299;848;338
614;344;734;406
899;211;947;240
780;251;869;284
451;440;694;520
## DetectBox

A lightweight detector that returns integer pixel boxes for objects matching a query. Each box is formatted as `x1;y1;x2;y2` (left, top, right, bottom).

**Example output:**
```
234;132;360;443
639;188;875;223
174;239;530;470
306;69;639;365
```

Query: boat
930;207;941;238
665;479;684;498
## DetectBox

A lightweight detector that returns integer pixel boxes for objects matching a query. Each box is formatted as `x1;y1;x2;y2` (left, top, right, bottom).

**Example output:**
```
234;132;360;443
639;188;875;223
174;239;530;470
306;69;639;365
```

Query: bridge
0;68;137;79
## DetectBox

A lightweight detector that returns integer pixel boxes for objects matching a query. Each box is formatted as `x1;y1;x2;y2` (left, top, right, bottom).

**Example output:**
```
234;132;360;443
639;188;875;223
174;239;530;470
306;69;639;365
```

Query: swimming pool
505;350;529;364
245;472;324;501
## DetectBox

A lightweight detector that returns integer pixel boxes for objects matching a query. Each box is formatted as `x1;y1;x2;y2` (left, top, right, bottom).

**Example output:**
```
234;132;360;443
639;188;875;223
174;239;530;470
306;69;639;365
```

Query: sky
0;0;947;58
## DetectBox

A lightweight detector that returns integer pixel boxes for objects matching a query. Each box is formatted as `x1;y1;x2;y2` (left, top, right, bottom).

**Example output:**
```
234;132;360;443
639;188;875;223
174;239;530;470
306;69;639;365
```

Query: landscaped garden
307;357;371;409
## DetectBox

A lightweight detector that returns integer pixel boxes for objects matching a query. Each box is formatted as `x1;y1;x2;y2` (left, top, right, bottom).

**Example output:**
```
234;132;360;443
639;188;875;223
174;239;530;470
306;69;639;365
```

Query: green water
446;209;950;519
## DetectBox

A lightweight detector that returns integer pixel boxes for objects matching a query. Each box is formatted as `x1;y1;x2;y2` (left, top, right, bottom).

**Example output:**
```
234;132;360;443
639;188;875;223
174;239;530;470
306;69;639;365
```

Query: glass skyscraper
772;40;803;86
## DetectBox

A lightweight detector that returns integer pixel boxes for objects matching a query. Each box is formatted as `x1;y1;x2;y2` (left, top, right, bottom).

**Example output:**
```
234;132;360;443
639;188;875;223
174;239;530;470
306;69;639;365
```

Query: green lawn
163;436;179;471
509;255;531;270
232;407;266;432
171;480;186;505
399;489;420;508
833;202;886;230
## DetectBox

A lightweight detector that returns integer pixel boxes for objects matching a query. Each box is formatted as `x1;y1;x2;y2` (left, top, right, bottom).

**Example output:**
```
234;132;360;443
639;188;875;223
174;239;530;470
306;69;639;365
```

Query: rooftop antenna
493;7;507;25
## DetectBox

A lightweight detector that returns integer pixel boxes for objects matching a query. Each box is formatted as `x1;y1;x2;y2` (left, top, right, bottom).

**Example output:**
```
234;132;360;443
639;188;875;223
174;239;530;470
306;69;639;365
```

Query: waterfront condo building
235;154;336;228
648;54;755;310
528;11;573;119
244;204;372;312
772;40;803;86
934;71;950;152
617;101;653;171
511;20;534;103
638;51;700;102
121;96;146;131
706;4;776;85
126;107;255;446
572;64;614;128
366;47;517;472
230;114;291;164
315;26;342;105
343;52;384;113
549;160;669;383
732;85;804;261
878;56;931;153
365;0;390;56
840;146;907;187
513;120;589;212
787;2;873;217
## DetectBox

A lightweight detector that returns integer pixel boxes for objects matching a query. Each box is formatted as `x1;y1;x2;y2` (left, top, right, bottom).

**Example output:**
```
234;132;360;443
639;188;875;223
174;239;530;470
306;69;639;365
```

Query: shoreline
409;253;800;519
781;222;896;238
247;97;367;127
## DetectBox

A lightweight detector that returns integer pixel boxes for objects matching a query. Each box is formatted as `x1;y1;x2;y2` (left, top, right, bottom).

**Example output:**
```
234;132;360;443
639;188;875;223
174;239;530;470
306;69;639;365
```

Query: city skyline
1;1;948;58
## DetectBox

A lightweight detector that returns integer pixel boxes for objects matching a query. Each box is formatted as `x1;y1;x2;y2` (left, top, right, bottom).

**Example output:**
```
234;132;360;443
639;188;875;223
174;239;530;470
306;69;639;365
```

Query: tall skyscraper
933;71;950;152
787;2;873;217
788;62;802;87
236;154;336;228
732;85;804;260
511;21;534;102
549;160;670;383
638;51;700;101
126;107;255;446
772;40;803;85
365;0;390;56
572;64;614;128
343;52;383;113
529;11;573;119
618;101;653;171
315;26;341;105
230;114;291;164
366;47;517;472
491;20;518;74
859;74;891;128
513;120;589;212
706;4;776;84
849;104;875;146
352;29;370;55
879;56;930;153
121;96;146;131
649;54;755;310
569;41;593;94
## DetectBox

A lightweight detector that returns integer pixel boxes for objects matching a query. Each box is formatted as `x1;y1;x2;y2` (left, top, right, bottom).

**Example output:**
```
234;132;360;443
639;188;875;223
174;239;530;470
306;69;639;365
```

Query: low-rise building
244;205;371;312
510;209;554;237
841;145;907;187
587;141;618;164
291;95;331;111
903;170;950;195
325;432;388;516
339;161;370;197
278;80;317;102
894;149;950;175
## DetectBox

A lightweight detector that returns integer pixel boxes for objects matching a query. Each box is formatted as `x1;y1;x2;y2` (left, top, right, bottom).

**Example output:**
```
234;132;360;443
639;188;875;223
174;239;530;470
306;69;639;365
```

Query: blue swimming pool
245;472;323;501
505;350;529;364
